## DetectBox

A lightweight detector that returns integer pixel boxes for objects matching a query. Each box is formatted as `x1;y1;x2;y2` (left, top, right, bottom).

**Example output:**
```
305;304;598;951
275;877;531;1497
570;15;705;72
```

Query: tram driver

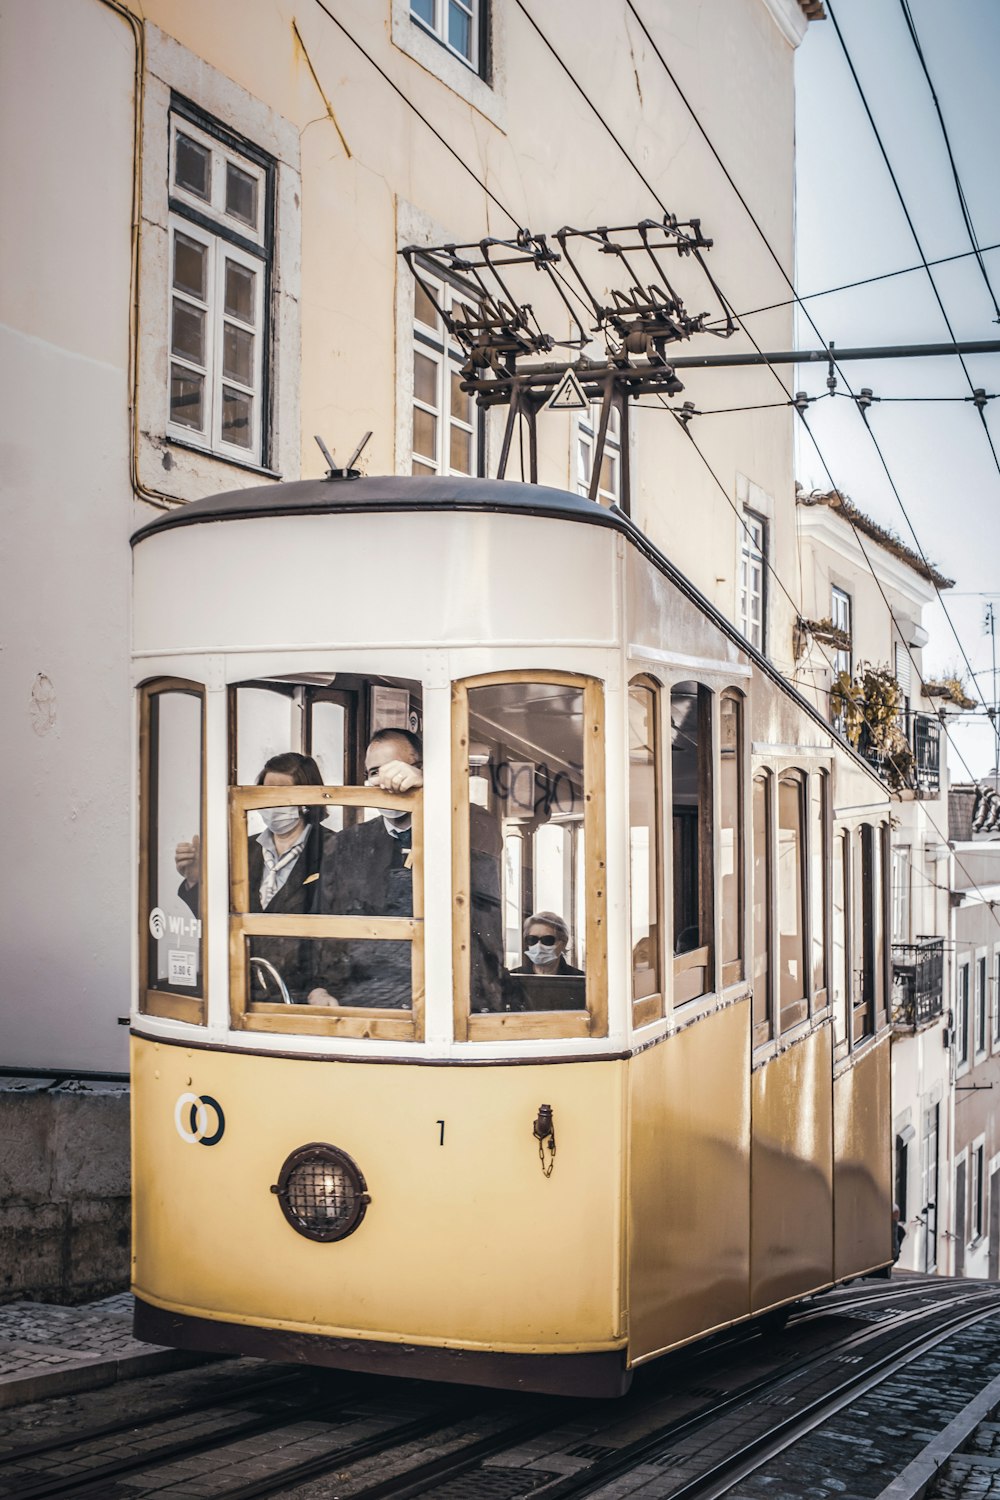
307;729;512;1011
176;752;334;1003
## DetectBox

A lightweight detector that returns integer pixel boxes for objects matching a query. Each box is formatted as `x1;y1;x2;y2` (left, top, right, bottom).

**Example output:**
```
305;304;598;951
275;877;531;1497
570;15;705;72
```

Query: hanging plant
830;662;914;791
923;676;976;711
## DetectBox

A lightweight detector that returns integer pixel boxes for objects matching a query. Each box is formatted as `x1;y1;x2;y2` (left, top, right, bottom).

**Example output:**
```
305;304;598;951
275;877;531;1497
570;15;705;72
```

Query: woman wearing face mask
513;911;584;978
175;751;332;1001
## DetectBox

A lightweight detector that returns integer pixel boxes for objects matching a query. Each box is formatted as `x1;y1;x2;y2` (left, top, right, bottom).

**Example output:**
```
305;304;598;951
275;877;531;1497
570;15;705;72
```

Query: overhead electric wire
308;0;520;230
826;1;1000;479
702;239;1000;330
512;0;1000;835
898;0;1000;324
626;0;1000;732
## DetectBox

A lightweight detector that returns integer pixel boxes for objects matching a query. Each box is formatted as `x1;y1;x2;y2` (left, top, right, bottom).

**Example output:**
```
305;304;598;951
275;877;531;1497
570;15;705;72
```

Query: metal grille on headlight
271;1143;370;1242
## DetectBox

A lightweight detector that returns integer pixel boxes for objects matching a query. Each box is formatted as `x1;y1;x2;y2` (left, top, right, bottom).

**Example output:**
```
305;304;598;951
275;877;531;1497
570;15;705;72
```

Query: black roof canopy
130;475;624;546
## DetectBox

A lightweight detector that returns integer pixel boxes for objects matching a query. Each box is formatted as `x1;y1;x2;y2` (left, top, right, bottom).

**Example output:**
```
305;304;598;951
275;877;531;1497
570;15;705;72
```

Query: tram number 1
436;1119;445;1146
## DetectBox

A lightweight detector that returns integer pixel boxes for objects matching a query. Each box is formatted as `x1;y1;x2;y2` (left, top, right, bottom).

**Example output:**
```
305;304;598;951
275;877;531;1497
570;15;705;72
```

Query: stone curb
0;1346;212;1410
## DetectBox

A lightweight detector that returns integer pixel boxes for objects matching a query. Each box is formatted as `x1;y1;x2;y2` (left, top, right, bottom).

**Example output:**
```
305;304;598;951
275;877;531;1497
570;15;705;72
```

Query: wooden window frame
776;769;808;1035
228;786;424;1041
451;671;607;1043
671;682;715;1007
832;826;851;1059
629;676;663;1029
138;677;207;1025
719;690;745;990
751;769;773;1050
808;770;830;1015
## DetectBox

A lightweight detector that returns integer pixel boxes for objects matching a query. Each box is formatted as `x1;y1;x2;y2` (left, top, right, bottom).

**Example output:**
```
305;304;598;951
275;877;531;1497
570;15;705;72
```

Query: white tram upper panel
132;477;622;659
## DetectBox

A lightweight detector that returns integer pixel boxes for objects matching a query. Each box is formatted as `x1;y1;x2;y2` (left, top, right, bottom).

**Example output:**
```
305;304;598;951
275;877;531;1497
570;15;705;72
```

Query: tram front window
458;676;603;1029
228;675;424;1036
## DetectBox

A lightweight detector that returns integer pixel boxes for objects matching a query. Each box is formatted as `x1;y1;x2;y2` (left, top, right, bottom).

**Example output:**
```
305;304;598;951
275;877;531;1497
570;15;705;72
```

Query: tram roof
130;475;622;546
131;475;886;794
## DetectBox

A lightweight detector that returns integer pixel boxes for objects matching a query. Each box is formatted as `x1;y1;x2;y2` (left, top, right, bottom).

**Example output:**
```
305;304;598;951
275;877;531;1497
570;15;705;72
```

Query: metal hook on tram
250;957;292;1004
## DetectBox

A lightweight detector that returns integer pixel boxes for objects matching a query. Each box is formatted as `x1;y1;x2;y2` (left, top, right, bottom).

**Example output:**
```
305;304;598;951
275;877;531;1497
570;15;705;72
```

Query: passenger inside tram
510;910;585;1011
177;751;332;1003
465;679;589;1015
307;728;423;1010
304;727;510;1010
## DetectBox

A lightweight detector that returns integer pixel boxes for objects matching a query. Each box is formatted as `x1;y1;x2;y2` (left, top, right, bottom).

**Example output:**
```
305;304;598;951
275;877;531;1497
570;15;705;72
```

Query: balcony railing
857;712;941;796
891;937;944;1028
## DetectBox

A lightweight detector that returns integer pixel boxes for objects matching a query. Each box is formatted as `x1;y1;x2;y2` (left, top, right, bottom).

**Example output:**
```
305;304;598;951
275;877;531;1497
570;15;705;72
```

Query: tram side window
777;772;807;1032
720;694;744;987
228;675;424;1031
831;829;849;1052
855;823;880;1042
140;680;205;1022
751;772;772;1047
456;675;605;1036
629;679;661;1020
809;772;828;1010
671;682;714;1004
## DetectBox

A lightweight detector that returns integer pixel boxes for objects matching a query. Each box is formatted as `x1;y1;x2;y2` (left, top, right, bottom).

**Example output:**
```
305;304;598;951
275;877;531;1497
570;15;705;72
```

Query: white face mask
526;941;559;967
260;805;303;836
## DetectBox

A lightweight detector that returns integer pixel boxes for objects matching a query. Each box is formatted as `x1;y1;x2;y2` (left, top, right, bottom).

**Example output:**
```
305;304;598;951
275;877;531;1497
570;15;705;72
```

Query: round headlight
270;1143;370;1242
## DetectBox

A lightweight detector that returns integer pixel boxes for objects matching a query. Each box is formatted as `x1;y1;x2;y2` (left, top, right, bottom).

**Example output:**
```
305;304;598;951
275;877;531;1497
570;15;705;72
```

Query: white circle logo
174;1092;225;1147
149;907;166;940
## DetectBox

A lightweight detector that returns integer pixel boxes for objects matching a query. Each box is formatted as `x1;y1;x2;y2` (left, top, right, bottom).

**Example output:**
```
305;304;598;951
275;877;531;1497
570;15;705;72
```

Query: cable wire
898;0;1000;324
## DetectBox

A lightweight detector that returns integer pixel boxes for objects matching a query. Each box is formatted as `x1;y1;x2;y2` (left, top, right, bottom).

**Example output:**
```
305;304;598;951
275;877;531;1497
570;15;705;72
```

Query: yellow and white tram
130;475;892;1396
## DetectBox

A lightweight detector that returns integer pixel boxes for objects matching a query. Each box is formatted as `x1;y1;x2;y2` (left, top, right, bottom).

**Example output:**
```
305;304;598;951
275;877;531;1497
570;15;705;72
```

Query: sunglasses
527;934;559;946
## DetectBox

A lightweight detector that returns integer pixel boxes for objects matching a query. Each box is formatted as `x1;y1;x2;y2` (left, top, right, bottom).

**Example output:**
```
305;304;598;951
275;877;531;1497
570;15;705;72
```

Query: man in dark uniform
307;728;510;1010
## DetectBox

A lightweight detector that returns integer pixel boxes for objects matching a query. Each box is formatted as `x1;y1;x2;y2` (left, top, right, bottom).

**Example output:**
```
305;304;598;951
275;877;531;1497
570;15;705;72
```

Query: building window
831;587;852;677
577;403;621;505
411;0;482;70
739;511;766;651
976;953;988;1057
832;829;849;1051
993;949;1000;1050
891;847;910;942
167;104;273;467
957;960;971;1069
921;1102;939;1272
412;274;480;478
972;1141;985;1241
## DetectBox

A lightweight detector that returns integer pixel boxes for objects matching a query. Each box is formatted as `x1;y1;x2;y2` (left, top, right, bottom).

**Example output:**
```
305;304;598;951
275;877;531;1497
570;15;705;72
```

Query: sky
792;0;1000;784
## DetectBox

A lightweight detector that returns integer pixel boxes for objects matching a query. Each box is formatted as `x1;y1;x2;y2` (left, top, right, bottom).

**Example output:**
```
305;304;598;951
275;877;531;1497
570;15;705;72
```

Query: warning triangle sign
546;368;589;411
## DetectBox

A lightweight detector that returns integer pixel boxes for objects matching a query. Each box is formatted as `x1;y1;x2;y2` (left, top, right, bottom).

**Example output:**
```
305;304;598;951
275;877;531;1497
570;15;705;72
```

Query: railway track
2;1280;998;1499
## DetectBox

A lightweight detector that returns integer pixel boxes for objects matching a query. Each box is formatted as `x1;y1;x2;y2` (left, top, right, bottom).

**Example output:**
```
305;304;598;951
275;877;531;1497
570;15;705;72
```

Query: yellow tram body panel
626;999;752;1359
131;1036;627;1354
833;1040;893;1278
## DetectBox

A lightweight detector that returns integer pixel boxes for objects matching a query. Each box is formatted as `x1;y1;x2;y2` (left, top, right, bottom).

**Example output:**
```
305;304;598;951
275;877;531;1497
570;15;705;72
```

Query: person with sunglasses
514;911;584;978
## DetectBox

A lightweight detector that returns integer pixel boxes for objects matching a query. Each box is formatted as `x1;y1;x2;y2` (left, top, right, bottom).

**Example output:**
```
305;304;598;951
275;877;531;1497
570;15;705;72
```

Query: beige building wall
3;0;811;1074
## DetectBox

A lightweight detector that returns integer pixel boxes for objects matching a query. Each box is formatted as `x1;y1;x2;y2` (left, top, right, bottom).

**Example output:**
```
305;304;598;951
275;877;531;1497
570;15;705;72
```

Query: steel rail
0;1366;319;1465
522;1289;1000;1500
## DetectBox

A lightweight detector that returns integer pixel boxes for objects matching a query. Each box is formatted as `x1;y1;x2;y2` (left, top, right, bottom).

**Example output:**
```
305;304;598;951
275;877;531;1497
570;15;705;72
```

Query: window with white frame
411;274;480;478
891;846;910;942
831;586;852;679
957;959;971;1069
167;104;273;467
972;1139;985;1240
976;952;988;1057
739;510;766;652
410;0;482;71
577;403;621;505
993;948;1000;1049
